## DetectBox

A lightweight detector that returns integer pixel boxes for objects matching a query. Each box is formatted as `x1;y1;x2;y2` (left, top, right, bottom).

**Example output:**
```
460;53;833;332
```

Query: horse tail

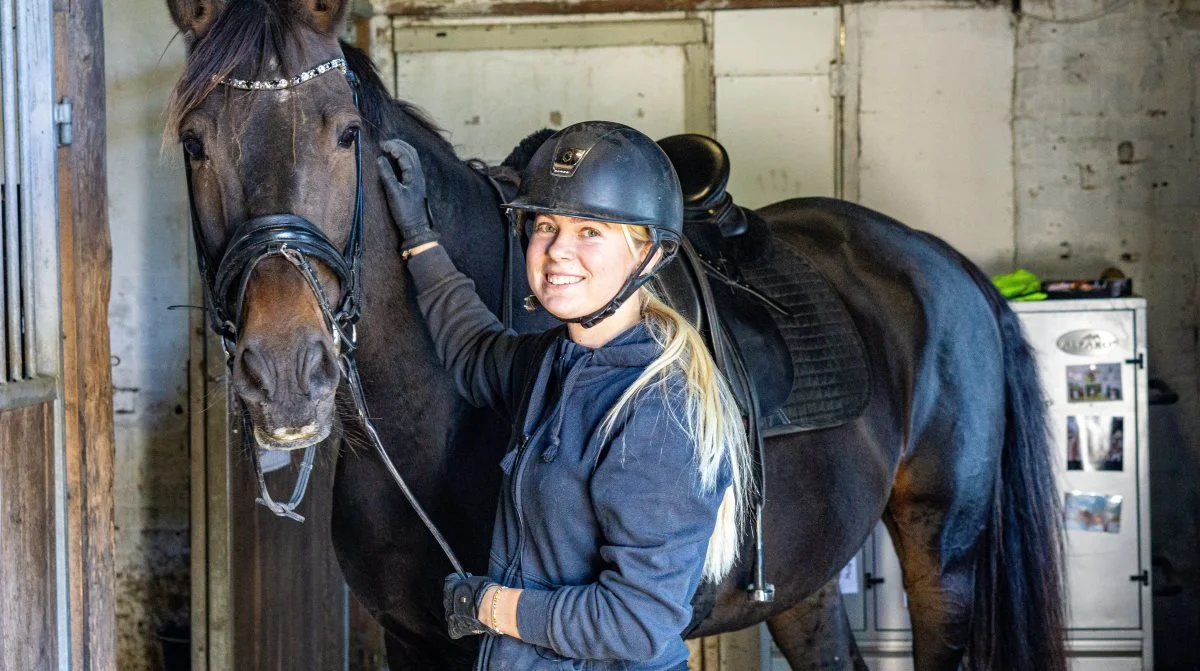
923;235;1067;670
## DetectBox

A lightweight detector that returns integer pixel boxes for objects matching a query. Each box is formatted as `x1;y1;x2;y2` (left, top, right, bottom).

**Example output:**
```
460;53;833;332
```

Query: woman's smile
545;273;584;287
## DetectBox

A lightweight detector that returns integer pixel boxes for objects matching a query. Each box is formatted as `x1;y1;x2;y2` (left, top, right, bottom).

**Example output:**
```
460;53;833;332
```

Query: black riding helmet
504;121;684;328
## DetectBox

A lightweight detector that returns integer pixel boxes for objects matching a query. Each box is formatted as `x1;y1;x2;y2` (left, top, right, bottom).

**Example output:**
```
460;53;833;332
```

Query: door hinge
1130;570;1149;586
54;98;72;146
1124;353;1145;369
829;63;848;98
864;573;885;589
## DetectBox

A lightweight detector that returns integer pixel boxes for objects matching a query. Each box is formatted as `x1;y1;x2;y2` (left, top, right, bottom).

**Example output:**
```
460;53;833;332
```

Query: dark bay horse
164;1;1065;669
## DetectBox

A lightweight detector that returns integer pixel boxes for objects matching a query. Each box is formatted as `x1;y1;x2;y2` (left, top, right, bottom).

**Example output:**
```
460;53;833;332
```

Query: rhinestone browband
217;58;347;91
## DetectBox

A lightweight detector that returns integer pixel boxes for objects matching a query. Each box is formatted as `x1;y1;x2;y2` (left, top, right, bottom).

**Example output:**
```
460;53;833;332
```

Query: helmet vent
551;147;587;177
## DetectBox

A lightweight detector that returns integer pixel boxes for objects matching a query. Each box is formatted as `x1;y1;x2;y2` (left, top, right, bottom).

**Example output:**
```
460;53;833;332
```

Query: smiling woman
380;121;753;670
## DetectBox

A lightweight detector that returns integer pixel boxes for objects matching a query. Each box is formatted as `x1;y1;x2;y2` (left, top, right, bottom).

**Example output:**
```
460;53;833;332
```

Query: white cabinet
765;299;1153;670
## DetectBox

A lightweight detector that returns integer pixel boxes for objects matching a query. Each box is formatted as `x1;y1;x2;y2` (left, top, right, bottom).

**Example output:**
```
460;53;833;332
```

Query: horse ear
295;0;352;36
166;0;226;42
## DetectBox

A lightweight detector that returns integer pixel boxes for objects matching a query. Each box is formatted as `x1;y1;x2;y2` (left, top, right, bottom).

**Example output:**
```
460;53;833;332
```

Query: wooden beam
0;402;56;669
384;0;844;17
54;0;117;666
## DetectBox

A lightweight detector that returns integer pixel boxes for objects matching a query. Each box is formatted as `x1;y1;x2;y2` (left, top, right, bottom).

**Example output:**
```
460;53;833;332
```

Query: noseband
184;56;466;576
188;58;364;357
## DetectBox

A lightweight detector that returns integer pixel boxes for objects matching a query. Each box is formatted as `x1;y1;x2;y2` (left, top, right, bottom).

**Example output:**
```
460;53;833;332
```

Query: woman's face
525;213;647;324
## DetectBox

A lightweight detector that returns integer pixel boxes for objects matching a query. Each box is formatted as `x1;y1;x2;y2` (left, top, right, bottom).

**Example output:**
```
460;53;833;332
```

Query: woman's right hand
378;139;440;255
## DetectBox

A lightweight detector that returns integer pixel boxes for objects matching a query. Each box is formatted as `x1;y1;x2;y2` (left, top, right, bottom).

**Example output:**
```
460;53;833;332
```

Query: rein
185;56;466;577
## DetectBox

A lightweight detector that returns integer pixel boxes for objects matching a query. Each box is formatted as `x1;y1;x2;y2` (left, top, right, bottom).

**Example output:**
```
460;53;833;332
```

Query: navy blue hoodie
408;246;728;670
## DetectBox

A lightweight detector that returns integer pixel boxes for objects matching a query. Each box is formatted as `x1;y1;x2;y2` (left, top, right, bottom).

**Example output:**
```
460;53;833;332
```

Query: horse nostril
238;344;276;399
300;336;339;396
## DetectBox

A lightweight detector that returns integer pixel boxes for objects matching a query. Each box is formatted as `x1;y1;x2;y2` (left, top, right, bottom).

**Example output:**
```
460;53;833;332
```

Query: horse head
166;0;374;454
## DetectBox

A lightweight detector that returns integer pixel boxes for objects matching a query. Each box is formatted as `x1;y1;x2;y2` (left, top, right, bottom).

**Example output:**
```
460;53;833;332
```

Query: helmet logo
552;147;587;177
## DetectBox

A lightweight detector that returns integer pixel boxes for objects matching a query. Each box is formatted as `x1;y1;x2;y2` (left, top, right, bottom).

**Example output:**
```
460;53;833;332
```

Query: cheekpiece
217;57;348;91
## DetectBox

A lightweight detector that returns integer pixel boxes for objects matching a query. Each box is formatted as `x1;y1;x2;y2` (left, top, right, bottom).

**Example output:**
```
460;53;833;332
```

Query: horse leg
765;578;867;671
885;384;1003;670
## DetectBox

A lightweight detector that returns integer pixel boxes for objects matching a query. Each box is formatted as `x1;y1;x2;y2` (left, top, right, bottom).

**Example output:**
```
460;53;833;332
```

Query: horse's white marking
254;424;326;451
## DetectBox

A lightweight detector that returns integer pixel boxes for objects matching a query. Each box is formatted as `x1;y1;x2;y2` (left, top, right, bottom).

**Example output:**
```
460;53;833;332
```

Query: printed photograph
1063;491;1123;534
1066;363;1123;402
1066;415;1124;472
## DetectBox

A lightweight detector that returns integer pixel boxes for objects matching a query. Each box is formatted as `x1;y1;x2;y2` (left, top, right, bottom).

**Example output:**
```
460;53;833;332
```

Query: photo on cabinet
1066;362;1122;402
1066;415;1124;471
1063;490;1123;534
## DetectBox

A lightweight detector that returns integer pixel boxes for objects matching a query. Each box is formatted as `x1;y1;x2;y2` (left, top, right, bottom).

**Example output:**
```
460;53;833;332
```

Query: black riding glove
378;139;440;254
443;573;500;639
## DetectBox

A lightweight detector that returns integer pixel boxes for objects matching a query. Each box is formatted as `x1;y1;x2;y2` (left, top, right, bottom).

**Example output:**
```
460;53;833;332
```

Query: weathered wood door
2;0;117;668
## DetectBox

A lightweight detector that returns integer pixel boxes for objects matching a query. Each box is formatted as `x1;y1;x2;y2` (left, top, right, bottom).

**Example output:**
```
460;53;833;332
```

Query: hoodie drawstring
542;352;591;463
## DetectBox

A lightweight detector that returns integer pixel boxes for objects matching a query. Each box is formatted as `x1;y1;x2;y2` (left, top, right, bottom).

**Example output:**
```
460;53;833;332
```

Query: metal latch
1130;570;1149;586
1124;353;1145;369
865;573;885;589
54;98;72;146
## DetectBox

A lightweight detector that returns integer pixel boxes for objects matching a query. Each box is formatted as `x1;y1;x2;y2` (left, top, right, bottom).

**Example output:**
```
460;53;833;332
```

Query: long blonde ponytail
598;230;754;582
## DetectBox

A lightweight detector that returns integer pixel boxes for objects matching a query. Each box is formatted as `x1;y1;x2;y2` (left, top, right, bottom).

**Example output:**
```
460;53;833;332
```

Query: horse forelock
164;0;456;163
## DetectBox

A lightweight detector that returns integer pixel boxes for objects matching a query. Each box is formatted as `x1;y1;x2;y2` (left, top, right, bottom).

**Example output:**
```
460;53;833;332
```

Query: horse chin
252;424;332;452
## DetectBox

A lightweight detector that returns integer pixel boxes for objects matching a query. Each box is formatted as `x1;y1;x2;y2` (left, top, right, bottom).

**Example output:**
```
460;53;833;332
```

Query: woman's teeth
547;275;582;286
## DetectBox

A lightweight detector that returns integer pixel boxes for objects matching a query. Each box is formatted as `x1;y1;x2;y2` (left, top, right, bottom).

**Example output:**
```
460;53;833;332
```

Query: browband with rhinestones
217;57;347;91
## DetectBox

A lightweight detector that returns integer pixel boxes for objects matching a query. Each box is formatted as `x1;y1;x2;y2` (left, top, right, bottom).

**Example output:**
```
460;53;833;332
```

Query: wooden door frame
53;0;117;667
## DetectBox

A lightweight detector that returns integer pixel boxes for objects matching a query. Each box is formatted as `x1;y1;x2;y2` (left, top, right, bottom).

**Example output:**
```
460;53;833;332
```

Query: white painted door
391;17;711;164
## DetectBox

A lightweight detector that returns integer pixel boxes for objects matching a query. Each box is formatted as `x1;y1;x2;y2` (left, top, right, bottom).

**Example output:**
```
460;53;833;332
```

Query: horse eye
337;125;360;149
181;134;206;161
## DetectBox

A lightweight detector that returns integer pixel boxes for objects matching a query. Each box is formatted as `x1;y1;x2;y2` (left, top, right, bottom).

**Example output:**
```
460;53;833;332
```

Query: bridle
185;56;466;577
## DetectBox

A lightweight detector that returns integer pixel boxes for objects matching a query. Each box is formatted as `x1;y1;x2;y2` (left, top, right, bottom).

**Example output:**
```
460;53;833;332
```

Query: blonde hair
599;227;754;582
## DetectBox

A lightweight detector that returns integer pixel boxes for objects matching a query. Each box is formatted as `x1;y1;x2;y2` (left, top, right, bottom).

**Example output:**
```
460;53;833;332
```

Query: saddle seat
658;134;747;238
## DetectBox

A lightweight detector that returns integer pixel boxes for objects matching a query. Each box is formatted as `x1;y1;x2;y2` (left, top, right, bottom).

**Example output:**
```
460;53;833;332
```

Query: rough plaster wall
854;2;1017;274
1015;1;1200;667
102;0;191;668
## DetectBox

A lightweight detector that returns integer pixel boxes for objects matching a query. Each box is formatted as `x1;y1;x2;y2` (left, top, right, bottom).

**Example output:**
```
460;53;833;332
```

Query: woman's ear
166;0;225;43
638;246;665;276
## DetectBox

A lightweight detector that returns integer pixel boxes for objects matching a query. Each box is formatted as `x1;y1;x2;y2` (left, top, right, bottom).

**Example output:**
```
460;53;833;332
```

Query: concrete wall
102;1;191;668
1014;1;1200;667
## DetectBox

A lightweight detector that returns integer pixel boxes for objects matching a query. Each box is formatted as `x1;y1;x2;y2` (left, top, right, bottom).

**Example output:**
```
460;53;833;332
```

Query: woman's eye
582;228;601;238
181;134;206;161
535;222;556;234
337;125;360;149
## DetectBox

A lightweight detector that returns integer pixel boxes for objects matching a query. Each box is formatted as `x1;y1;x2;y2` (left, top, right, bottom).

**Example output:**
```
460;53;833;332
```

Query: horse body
164;2;1063;669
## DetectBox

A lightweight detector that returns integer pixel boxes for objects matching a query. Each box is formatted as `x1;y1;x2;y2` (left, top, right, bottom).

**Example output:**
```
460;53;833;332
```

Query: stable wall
102;1;191;668
1014;1;1200;667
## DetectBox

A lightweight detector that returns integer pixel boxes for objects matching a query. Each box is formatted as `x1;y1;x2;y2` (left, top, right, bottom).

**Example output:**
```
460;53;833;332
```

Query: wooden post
53;0;117;667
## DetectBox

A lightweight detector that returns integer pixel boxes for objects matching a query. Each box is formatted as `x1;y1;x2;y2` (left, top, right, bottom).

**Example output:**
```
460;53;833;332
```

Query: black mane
501;128;557;171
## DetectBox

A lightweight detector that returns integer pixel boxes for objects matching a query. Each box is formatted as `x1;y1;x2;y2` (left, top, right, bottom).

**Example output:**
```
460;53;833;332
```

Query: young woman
379;121;752;670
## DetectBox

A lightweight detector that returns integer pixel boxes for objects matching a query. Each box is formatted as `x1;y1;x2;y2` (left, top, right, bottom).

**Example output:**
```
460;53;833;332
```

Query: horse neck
353;117;507;382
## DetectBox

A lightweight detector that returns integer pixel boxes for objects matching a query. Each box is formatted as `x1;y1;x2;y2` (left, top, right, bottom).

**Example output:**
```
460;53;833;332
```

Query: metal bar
2;0;21;382
16;0;42;379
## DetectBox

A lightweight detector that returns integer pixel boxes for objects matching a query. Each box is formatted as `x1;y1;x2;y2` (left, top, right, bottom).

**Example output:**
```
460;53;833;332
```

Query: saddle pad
737;242;870;433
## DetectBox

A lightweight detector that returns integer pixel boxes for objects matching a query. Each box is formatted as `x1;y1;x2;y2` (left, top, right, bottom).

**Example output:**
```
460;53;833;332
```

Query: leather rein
185;57;467;577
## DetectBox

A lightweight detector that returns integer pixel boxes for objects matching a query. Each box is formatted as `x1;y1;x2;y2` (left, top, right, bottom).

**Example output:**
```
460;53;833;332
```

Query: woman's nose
546;233;574;260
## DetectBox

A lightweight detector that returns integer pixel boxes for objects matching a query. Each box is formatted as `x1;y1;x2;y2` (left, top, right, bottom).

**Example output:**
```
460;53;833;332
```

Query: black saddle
654;134;870;434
